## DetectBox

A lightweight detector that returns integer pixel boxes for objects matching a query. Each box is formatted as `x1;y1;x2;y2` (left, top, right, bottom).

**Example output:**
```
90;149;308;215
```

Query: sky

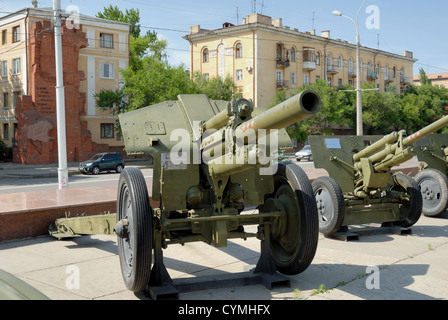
1;0;447;75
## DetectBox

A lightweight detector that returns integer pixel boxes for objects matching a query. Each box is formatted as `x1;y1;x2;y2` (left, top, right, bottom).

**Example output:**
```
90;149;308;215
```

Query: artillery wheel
312;176;345;235
392;172;423;228
414;169;448;217
265;162;318;275
116;167;153;292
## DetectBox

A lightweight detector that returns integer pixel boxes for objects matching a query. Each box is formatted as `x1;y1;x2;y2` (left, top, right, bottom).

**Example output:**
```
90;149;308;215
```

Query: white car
295;145;313;162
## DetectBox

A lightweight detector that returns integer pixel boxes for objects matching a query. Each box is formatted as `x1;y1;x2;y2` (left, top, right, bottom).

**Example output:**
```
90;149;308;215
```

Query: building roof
0;7;131;30
413;72;448;81
184;13;417;63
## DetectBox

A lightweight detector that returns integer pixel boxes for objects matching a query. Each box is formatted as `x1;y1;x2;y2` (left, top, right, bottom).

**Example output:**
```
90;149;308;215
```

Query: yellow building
0;5;130;153
413;72;448;88
184;13;417;109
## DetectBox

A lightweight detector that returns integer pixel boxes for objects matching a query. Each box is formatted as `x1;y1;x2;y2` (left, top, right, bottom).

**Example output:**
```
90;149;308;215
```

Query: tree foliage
270;77;448;143
94;6;240;117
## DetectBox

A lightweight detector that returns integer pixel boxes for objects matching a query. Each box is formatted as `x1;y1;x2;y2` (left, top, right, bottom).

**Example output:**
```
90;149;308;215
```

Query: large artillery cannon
51;90;322;297
413;133;448;217
308;115;448;238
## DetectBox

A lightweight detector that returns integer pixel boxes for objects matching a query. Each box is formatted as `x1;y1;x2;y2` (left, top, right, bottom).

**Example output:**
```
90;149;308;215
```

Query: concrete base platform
1;213;448;302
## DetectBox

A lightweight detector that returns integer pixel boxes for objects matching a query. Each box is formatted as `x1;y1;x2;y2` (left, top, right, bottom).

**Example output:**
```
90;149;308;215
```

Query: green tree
269;79;355;142
94;6;240;116
361;83;402;134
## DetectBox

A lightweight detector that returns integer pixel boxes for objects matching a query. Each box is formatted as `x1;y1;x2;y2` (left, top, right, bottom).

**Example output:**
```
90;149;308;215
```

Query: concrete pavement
1;156;448;303
1;212;448;301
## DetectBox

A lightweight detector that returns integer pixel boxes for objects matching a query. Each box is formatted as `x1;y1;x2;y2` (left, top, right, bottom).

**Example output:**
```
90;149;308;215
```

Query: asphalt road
0;168;154;194
0;156;312;194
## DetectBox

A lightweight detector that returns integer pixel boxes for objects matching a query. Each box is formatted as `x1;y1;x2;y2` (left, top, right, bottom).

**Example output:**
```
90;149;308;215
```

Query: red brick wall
14;20;110;164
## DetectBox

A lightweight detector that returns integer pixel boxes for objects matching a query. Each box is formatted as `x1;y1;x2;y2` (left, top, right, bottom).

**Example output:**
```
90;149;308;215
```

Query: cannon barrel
354;116;448;171
236;89;321;137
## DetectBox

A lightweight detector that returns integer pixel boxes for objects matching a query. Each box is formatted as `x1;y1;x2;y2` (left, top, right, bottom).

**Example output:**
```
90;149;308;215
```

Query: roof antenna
312;11;315;30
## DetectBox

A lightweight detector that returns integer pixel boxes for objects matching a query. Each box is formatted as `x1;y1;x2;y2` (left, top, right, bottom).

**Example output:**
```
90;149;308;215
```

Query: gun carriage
51;90;322;297
413;133;448;217
309;115;448;238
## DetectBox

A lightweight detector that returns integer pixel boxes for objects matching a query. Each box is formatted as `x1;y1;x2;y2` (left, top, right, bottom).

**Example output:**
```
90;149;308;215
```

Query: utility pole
53;0;69;189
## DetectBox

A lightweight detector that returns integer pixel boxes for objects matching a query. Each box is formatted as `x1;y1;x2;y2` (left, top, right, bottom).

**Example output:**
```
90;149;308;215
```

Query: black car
78;153;125;175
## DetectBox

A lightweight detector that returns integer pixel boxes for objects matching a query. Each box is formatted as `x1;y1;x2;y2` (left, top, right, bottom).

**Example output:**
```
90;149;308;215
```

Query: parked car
295;145;313;162
79;153;125;175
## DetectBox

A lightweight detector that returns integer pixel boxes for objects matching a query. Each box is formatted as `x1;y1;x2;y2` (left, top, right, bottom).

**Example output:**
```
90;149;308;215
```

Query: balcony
276;80;289;89
276;58;290;68
367;72;378;80
400;76;409;84
303;61;316;71
302;48;316;71
327;65;338;74
348;70;356;78
385;72;395;83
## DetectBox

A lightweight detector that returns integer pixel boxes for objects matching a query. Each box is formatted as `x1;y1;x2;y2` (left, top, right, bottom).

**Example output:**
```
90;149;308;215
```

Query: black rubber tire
116;164;124;173
267;162;319;275
414;169;448;217
392;172;423;228
116;167;153;292
312;176;345;236
92;166;100;175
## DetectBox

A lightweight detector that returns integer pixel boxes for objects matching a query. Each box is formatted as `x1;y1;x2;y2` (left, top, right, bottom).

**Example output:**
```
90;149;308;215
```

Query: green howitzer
309;115;448;237
51;90;322;296
413;133;448;217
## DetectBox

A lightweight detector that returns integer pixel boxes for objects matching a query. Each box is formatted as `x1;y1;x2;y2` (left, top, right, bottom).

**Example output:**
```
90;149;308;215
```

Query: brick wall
13;20;109;164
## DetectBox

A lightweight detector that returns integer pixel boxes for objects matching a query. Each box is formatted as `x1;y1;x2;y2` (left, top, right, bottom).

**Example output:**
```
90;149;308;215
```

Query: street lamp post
53;0;69;189
332;0;367;136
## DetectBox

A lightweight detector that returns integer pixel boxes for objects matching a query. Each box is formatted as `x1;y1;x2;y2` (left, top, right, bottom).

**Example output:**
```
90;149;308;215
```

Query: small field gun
413;133;448;217
90;90;321;295
309;115;448;238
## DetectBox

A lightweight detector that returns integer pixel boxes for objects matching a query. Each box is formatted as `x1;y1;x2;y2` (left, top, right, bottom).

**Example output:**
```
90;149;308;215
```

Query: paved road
0;168;153;194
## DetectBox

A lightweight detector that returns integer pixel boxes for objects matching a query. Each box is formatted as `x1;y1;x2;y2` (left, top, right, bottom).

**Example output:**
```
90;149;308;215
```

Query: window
2;92;8;110
12;91;20;109
316;52;320;65
1;61;7;78
338;56;343;69
12;58;20;75
276;44;282;60
100;33;113;48
12;26;20;43
100;123;114;138
203;73;209;80
303;47;315;62
3;124;9;140
276;70;283;82
235;69;243;81
290;47;295;62
327;54;332;67
202;48;209;63
290;72;296;84
235;43;242;59
1;30;6;45
338;78;343;87
348;58;353;73
303;74;309;85
100;62;114;79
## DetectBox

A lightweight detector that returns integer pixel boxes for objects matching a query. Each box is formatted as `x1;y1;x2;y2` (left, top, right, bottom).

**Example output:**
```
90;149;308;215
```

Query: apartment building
184;13;417;109
0;6;130;164
413;72;448;88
